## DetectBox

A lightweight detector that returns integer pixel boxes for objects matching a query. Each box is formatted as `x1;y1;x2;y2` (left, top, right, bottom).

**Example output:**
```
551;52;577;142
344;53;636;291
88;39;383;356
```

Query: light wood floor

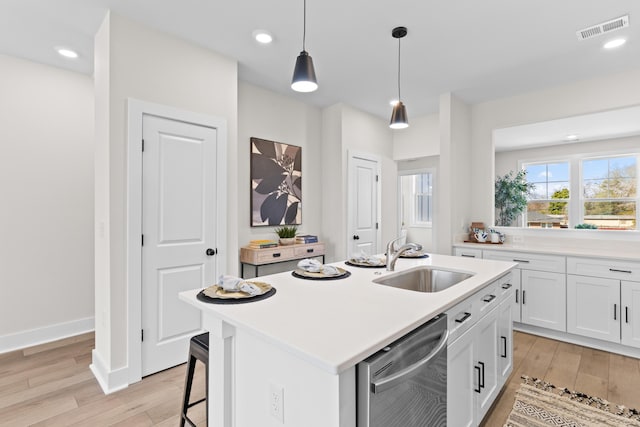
0;332;206;426
481;330;640;426
2;331;640;426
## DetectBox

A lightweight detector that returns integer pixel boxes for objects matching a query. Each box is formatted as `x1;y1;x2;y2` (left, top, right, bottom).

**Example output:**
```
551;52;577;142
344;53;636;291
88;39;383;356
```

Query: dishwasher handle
371;329;449;394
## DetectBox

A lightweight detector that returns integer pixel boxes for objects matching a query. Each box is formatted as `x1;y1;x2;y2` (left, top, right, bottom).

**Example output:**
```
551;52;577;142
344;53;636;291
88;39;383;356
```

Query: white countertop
453;240;640;262
180;254;515;375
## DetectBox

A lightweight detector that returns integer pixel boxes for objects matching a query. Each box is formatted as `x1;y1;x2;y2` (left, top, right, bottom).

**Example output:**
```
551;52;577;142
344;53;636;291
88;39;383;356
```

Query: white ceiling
1;0;639;124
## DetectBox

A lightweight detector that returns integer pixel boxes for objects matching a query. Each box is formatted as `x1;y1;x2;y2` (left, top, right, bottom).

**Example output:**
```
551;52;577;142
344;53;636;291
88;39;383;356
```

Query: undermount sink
372;266;474;293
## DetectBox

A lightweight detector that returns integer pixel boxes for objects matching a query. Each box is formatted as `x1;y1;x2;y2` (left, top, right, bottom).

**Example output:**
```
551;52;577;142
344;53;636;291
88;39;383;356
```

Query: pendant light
291;0;318;92
389;26;409;129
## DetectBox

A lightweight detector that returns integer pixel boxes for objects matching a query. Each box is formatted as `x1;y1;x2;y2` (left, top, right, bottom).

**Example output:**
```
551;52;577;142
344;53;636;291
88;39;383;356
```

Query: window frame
518;150;639;231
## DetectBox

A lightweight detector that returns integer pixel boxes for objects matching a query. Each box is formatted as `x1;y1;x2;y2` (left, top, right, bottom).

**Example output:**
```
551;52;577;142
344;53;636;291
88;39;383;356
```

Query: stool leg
180;354;197;427
205;363;209;427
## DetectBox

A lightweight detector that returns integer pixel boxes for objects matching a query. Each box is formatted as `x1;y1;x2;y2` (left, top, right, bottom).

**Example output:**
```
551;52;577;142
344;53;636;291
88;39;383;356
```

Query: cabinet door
567;275;620;342
475;307;499;421
521;270;566;332
447;329;477;427
498;298;513;386
511;269;522;323
621;281;640;348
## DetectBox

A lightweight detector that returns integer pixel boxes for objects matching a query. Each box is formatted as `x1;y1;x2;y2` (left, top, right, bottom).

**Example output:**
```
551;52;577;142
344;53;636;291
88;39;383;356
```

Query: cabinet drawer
567;257;640;282
483;250;565;273
256;247;295;263
294;243;325;257
474;281;501;317
496;272;515;303
446;298;477;343
454;247;483;258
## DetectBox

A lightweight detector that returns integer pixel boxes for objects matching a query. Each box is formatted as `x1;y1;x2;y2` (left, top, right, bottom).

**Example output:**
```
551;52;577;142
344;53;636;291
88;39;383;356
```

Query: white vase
279;237;295;245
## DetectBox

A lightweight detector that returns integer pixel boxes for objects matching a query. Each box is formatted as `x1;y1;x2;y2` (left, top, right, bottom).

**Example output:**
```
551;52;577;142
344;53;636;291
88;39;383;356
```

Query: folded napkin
297;259;341;276
218;275;262;296
351;251;384;265
297;258;322;272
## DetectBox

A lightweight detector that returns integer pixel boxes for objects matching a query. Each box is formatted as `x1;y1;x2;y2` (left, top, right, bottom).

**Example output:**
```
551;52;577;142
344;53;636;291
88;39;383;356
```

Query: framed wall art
250;137;302;226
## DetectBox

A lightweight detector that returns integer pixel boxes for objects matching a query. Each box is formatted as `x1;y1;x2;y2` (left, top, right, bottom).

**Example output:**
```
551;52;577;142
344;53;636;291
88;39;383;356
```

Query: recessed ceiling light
252;30;273;44
604;38;626;49
565;134;579;141
56;47;79;59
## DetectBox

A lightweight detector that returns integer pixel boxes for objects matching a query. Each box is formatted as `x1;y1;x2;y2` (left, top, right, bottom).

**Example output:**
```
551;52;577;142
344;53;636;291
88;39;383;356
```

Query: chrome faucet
386;237;422;271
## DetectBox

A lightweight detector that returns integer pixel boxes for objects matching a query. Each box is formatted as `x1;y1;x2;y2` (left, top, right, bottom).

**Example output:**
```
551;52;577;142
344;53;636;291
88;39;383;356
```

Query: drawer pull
272;253;281;258
455;312;472;324
513;259;530;263
482;294;496;303
609;268;632;274
306;248;314;253
461;254;476;258
502;283;512;290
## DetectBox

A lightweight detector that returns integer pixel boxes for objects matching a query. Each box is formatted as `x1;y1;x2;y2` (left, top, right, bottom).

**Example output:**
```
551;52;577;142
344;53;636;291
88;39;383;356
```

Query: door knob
353;235;360;240
206;248;216;256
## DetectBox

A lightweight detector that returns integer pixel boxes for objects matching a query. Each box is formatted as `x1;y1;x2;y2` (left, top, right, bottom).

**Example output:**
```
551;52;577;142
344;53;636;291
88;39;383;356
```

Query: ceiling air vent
576;15;630;40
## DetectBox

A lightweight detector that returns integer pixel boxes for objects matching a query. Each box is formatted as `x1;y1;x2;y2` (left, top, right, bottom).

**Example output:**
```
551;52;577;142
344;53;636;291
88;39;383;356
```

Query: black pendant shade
291;50;318;92
389;26;409;129
291;0;318;92
389;101;409;129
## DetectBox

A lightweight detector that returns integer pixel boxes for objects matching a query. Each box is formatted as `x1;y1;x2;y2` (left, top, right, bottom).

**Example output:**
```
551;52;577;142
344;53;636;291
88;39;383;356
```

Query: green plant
274;225;298;238
575;223;598;229
495;170;536;227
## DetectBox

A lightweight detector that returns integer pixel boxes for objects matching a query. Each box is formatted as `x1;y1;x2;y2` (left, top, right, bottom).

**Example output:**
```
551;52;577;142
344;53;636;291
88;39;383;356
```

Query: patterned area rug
505;376;640;427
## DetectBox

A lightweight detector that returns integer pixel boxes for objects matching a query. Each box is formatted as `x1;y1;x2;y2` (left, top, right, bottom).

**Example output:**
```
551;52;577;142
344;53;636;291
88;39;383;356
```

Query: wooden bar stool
180;332;209;427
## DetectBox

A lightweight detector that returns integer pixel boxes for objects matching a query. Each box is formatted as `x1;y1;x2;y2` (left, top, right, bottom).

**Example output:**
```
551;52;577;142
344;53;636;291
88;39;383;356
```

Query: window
521;154;639;230
582;155;637;230
400;172;433;227
524;162;570;228
414;173;432;224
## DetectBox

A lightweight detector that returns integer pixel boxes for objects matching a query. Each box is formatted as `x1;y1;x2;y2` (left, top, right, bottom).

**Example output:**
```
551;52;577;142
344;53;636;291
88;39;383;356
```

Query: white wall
321;104;396;261
0;54;94;352
238;82;323;275
393;113;439;160
471;69;640;227
93;12;238;380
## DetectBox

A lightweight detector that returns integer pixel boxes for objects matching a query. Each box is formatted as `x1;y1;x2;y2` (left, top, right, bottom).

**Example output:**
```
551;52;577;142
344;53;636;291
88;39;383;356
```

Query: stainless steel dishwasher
357;314;448;427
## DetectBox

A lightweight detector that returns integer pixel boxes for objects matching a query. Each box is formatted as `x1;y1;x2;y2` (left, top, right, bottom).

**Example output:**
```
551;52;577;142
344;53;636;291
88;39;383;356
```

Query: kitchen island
180;253;516;427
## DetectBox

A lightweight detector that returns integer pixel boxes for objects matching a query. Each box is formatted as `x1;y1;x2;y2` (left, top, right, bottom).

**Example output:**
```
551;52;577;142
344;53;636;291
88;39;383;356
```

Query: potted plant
495;170;535;227
274;225;298;245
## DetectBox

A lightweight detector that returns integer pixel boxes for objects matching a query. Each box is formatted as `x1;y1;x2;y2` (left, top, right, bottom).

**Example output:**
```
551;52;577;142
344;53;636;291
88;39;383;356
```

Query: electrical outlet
512;235;524;243
269;382;284;423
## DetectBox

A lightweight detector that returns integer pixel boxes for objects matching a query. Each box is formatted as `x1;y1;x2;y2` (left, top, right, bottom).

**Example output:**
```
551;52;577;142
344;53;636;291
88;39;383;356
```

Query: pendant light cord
302;0;307;51
397;37;401;101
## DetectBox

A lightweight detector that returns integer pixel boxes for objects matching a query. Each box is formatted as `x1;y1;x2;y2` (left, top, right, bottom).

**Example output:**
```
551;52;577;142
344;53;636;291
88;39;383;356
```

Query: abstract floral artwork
250;137;302;226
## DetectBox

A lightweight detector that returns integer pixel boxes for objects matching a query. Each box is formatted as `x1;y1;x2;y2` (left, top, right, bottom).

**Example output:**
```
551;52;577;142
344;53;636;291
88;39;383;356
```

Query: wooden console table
240;242;325;278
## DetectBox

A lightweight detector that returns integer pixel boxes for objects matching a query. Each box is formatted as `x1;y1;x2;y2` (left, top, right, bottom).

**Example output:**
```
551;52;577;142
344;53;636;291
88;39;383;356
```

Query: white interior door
347;153;379;256
141;114;218;376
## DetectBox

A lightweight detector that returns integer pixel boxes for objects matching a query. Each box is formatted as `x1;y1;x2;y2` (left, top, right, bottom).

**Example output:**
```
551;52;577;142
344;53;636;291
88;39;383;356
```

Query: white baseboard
90;349;129;395
0;316;94;354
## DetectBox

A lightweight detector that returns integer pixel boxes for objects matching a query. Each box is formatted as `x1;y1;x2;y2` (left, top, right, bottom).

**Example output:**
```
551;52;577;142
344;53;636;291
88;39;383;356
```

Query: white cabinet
475;307;500;420
498;296;513;384
521;269;567;332
484;250;566;332
567;257;640;348
621;281;640;347
567;274;620;342
454;247;483;259
446;274;513;427
447;325;476;427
